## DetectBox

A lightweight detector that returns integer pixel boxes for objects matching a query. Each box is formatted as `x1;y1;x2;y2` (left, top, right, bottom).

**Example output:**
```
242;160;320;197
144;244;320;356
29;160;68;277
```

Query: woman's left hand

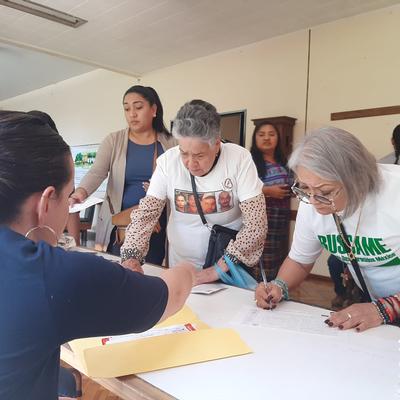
326;303;383;332
142;181;150;192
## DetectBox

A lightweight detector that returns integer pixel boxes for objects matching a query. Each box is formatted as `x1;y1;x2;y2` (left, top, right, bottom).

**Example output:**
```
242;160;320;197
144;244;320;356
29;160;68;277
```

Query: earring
25;225;58;247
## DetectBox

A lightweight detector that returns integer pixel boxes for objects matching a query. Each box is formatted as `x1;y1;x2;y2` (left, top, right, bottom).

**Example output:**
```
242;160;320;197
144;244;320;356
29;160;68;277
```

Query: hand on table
325;303;383;332
254;282;283;309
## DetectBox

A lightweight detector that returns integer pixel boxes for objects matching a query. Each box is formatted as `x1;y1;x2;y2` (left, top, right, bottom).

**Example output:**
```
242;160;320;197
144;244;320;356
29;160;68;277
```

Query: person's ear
151;104;157;118
214;138;221;152
391;138;395;146
37;186;56;225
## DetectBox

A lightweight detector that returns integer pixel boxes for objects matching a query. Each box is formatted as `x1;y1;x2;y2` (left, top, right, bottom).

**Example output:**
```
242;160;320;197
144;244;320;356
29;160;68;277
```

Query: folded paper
69;306;251;378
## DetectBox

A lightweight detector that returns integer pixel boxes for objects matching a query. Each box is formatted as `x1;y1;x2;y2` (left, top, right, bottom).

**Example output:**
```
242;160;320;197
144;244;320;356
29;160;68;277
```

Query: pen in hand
259;260;273;310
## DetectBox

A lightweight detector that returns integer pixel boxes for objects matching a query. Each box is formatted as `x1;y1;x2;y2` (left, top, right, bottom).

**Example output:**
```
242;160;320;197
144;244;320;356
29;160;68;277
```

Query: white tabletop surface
139;264;400;400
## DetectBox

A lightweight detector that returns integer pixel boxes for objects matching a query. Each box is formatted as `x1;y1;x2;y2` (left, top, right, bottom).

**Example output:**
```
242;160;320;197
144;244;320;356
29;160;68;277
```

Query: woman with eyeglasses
254;127;400;332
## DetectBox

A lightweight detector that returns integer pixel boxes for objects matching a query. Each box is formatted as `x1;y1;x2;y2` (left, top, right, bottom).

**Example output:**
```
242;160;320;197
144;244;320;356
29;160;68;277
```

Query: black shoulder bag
190;174;238;268
332;214;371;302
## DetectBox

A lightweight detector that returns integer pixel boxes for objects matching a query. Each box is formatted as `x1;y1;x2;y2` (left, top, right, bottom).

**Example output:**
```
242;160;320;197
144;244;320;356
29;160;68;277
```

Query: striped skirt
252;206;291;282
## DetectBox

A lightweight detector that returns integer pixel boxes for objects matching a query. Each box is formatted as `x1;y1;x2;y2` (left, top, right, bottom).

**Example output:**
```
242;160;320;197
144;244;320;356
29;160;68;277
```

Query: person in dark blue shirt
0;111;195;400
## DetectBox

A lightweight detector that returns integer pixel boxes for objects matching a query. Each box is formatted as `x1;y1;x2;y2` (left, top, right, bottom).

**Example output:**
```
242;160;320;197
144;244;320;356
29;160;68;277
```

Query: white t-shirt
289;164;400;299
147;143;263;268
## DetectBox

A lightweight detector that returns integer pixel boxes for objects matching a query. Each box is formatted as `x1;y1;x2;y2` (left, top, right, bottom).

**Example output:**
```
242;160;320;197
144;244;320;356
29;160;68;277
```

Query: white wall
1;4;399;276
141;29;309;148
0;69;139;145
307;5;400;160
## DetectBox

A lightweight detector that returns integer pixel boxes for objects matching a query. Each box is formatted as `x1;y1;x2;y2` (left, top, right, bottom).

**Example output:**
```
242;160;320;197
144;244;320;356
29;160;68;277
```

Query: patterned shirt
262;161;292;208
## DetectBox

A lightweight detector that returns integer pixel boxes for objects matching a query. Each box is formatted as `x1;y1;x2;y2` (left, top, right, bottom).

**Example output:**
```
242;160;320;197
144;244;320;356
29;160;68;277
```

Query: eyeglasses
291;181;342;205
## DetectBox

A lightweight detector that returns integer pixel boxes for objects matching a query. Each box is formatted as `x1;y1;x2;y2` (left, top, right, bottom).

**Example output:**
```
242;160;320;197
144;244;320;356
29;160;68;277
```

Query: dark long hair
123;85;170;136
27;110;58;133
0;111;71;224
393;124;400;165
250;121;287;178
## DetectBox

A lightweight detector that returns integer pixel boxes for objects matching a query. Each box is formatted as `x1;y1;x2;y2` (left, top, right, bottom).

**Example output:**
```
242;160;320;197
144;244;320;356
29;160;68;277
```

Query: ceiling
1;0;400;101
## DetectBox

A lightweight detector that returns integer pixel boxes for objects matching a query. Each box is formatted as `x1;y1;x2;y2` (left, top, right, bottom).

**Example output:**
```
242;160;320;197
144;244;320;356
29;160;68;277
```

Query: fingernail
338;325;343;330
328;322;333;327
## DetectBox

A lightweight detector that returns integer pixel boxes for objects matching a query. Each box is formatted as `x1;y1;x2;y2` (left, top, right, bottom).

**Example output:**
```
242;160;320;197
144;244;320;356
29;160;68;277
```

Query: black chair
58;366;82;398
79;205;95;246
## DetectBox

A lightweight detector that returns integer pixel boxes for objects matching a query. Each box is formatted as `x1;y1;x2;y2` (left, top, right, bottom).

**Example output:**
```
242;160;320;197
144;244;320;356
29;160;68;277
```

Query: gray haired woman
121;99;267;285
255;127;400;331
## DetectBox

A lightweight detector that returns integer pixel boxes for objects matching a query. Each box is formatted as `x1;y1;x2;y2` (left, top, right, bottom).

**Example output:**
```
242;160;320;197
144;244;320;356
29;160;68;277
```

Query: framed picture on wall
220;110;246;147
170;110;246;147
70;144;107;197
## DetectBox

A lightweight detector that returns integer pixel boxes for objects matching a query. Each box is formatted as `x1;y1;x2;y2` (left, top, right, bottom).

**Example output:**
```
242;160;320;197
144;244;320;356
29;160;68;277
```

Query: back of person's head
288;127;380;217
172;99;221;145
123;85;170;135
0;111;71;224
27;110;58;133
392;124;400;164
250;121;287;178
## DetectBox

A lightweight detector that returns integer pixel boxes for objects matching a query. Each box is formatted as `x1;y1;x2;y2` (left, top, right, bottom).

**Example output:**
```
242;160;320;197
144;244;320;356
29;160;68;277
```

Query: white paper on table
69;196;103;214
232;306;338;336
191;283;227;295
102;323;197;345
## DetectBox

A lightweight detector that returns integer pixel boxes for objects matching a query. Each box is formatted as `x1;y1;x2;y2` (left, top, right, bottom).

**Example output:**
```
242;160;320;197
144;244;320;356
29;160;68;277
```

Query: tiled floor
72;274;335;399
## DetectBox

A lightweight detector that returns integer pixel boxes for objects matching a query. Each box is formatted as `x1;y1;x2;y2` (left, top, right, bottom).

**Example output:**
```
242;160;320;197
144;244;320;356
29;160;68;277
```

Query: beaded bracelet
120;247;145;265
380;298;396;322
375;299;392;324
372;296;400;325
385;297;400;317
372;301;386;324
270;278;290;301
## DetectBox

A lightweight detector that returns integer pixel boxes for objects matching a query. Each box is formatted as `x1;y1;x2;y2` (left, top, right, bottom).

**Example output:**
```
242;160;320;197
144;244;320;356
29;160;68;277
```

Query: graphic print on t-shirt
318;234;400;267
174;189;234;214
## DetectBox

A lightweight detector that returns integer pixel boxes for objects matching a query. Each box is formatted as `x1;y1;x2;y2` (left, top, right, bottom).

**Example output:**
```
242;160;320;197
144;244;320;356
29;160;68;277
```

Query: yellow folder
69;306;251;378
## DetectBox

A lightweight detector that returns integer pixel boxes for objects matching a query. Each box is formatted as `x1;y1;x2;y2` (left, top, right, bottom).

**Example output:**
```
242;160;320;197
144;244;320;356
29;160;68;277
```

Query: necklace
129;129;157;145
333;206;363;261
25;225;58;247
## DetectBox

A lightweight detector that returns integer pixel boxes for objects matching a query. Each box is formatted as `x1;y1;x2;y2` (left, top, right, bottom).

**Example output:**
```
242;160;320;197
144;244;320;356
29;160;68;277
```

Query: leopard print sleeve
225;193;267;267
120;195;166;264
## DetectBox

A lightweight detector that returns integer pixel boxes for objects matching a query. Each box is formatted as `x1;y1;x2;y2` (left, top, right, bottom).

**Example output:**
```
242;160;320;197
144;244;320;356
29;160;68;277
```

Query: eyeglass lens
291;186;332;205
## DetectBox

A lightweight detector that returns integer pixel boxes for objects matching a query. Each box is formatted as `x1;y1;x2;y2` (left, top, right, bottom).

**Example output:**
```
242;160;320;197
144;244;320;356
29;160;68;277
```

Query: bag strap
152;134;158;172
332;214;372;302
190;173;208;226
107;195;115;215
